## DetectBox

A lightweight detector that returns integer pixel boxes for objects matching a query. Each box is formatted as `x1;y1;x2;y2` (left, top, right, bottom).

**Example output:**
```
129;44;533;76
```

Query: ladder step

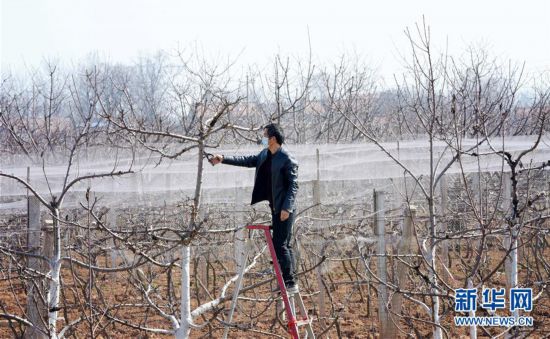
295;319;312;327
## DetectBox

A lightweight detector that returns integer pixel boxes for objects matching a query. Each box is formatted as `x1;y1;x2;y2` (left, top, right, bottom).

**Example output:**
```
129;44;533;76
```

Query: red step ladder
223;224;315;339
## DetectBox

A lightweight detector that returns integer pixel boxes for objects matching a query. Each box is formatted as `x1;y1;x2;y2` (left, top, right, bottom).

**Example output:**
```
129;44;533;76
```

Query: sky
1;0;549;83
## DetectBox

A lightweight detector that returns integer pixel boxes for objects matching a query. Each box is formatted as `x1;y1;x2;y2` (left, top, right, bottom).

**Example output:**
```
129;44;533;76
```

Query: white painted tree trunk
467;278;477;339
502;173;518;320
176;142;205;338
427;213;442;339
428;248;442;339
47;208;61;339
506;235;519;318
176;245;192;339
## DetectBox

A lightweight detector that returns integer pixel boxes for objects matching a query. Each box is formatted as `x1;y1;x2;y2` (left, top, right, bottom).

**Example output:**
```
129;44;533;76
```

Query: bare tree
333;18;549;338
0;62;134;338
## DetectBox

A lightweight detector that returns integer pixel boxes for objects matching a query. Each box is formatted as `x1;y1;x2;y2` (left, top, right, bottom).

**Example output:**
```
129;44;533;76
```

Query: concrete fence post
392;204;416;320
25;196;47;339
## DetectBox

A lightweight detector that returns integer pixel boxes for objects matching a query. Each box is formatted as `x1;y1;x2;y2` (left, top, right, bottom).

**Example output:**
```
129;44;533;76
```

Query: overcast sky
1;0;549;82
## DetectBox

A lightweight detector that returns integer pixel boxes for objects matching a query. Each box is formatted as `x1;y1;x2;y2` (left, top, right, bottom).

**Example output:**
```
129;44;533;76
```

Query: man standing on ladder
211;123;299;294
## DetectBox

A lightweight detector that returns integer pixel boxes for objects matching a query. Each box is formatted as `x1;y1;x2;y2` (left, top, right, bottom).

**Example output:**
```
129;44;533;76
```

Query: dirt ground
2;241;550;339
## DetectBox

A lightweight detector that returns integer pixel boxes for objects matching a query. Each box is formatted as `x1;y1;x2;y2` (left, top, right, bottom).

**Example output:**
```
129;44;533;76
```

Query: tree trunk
178;142;205;338
177;246;192;339
46;207;61;339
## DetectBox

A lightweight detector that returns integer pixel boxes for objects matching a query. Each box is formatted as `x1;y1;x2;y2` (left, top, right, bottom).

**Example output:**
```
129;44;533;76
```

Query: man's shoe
272;283;299;295
286;284;299;295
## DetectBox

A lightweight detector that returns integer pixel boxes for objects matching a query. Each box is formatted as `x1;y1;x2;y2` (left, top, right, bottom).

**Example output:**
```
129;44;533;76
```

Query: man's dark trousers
271;210;296;286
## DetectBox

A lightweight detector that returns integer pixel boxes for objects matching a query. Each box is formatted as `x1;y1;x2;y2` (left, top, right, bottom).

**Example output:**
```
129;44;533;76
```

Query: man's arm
211;153;258;168
281;158;299;213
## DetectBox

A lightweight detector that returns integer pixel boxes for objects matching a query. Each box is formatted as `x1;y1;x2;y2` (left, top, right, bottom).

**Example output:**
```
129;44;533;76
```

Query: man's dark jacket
222;146;299;214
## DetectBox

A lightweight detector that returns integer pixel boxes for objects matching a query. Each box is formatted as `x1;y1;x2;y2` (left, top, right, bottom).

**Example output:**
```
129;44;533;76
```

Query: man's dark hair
264;123;285;145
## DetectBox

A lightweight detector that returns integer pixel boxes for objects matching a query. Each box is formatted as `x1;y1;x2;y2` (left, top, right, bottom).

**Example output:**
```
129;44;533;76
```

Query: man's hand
280;209;290;221
211;154;223;165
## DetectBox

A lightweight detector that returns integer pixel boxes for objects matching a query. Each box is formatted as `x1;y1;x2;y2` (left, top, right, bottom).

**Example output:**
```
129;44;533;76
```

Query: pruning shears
203;151;215;165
